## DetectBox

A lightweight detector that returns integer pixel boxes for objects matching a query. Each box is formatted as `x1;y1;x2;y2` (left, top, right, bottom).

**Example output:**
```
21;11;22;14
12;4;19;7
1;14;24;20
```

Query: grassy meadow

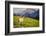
13;16;39;28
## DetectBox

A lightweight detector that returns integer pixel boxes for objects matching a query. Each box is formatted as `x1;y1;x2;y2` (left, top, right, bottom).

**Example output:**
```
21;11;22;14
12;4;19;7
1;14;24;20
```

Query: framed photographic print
5;1;45;35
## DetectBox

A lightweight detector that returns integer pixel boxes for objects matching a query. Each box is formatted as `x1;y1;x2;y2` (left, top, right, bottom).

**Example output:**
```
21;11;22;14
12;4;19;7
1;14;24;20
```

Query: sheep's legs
19;22;23;27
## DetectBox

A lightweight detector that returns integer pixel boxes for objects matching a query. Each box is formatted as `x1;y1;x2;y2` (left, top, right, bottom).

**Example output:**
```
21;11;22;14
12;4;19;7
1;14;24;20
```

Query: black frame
5;1;45;35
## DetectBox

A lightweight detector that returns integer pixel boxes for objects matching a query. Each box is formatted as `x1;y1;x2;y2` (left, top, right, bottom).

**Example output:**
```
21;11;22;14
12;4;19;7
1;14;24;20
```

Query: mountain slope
14;9;39;19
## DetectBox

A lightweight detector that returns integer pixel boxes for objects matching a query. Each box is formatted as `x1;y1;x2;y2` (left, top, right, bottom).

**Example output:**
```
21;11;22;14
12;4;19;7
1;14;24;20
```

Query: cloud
13;8;26;14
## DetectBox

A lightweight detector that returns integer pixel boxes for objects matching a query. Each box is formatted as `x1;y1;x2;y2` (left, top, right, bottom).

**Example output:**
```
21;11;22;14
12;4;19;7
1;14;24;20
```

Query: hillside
13;16;39;28
14;9;39;20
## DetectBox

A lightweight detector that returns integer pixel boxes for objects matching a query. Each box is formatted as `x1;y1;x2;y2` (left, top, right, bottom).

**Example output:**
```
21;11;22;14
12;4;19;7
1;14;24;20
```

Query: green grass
13;16;39;28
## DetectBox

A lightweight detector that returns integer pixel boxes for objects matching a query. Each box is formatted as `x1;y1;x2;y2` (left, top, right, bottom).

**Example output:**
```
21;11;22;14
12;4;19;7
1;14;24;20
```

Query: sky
13;8;26;14
13;8;39;14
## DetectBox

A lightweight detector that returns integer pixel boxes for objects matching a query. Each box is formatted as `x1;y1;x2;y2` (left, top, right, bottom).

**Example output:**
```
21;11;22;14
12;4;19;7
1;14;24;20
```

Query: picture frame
5;1;45;35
